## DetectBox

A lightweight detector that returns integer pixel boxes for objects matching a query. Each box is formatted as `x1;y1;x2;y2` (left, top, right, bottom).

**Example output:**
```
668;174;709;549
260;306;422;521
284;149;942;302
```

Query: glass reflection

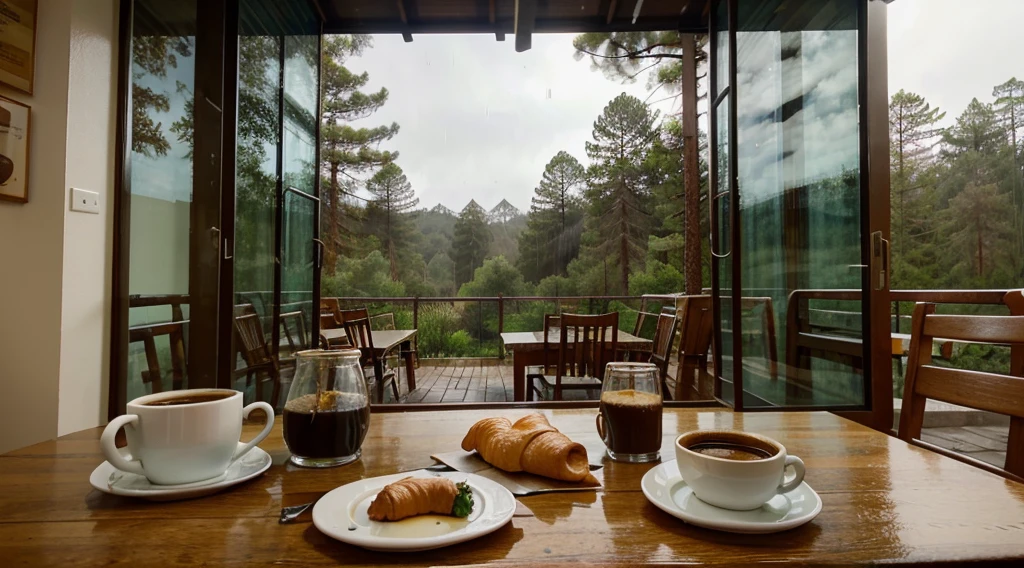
126;0;197;401
734;0;864;407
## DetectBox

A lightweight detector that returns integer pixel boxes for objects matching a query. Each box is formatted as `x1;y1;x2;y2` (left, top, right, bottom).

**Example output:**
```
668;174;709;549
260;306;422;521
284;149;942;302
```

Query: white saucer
313;470;516;552
89;443;272;501
641;460;822;534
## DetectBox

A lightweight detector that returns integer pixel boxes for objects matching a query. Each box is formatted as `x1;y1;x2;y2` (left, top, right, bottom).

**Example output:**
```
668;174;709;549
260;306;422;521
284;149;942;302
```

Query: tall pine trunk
619;195;630;293
681;34;702;295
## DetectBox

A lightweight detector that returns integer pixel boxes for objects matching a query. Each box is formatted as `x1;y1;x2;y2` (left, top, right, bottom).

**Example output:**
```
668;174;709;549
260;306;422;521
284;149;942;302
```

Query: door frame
707;0;892;427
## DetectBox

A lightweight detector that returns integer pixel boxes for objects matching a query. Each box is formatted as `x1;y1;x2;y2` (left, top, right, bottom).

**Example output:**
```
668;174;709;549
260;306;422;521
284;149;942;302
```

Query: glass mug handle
100;414;146;476
778;455;806;493
595;411;605;440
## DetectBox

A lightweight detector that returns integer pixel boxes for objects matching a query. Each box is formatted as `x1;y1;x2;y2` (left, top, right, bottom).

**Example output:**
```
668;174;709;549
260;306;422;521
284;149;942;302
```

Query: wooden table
3;408;1024;565
501;330;653;401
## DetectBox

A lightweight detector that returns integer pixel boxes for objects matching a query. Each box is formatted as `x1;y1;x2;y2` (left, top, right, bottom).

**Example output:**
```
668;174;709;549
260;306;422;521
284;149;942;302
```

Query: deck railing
328;295;667;359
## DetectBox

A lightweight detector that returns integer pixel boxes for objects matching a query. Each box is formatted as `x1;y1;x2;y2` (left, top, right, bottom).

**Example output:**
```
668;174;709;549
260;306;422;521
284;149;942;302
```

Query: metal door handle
209;227;232;260
313;238;324;269
870;231;889;291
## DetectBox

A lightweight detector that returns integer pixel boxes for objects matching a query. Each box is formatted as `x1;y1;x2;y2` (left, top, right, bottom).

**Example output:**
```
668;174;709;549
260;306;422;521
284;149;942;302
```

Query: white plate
89;443;272;501
313;470;516;552
641;460;822;534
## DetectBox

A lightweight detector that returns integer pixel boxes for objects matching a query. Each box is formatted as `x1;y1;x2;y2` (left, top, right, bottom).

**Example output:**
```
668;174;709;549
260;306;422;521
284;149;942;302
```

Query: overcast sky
348;34;678;213
342;0;1024;214
887;0;1024;129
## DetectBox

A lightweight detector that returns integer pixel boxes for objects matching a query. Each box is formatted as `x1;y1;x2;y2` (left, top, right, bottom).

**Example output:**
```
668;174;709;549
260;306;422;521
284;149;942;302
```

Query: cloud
888;0;1024;125
345;33;677;212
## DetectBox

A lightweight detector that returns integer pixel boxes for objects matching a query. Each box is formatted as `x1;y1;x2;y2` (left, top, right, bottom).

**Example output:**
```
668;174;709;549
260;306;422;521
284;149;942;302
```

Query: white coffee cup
675;430;806;511
100;389;274;485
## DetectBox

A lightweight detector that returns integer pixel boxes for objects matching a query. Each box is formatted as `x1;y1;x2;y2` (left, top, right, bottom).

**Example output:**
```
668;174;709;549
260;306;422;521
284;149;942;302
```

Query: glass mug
282;349;371;467
595;362;663;463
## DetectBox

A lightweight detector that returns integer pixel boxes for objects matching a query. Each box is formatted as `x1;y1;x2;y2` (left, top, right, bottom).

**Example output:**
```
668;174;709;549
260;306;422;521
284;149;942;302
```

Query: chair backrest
898;301;1024;481
234;312;274;367
370;312;396;331
632;310;660;340
339;307;370;324
320;298;342;328
557;312;619;388
650;311;678;371
539;314;561;374
342;316;378;365
677;295;714;359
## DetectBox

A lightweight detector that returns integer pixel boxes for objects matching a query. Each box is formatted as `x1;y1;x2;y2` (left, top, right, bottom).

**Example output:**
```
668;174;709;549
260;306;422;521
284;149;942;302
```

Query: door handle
312;238;324;269
209;227;232;260
870;231;889;291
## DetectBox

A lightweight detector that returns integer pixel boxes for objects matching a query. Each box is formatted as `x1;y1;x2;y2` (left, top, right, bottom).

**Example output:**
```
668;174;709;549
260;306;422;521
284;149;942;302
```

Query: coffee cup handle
778;455;806;494
595;411;605;440
100;414;146;476
232;402;275;462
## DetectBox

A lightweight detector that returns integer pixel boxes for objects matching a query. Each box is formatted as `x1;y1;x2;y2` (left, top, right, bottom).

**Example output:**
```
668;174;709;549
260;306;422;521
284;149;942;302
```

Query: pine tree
451;202;493;287
573;32;707;294
320;36;400;270
993;78;1024;271
516;151;585;282
942;183;1015;283
365;163;418;281
888;90;944;286
583;93;659;293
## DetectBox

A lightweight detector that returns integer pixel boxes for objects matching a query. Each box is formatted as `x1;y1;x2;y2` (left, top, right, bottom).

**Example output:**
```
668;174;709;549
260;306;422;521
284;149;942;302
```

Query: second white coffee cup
675;430;806;511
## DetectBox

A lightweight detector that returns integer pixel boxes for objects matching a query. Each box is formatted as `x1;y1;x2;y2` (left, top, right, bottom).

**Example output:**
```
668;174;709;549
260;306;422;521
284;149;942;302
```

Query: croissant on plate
460;414;590;482
367;477;474;522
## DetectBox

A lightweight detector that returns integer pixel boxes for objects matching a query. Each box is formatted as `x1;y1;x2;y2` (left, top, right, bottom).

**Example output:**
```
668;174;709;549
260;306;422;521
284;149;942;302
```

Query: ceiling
316;0;709;43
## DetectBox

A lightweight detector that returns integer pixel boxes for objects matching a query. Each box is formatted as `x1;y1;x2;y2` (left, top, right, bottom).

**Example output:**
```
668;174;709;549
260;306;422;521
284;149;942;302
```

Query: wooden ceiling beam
606;0;619;24
489;0;504;41
514;0;537;52
396;0;413;42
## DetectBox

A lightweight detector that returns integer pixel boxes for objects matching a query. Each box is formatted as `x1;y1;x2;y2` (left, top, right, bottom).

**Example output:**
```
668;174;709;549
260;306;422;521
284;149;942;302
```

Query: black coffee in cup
143;391;235;406
687;441;773;461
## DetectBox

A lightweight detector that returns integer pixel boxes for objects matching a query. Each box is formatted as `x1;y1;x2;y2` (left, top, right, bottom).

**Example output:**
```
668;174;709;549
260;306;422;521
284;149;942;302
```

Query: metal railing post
413;296;419;330
498;293;505;359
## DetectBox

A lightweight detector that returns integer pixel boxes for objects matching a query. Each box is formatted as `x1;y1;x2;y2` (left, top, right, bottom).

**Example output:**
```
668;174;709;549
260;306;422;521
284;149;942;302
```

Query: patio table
320;328;418;399
2;407;1023;565
501;330;652;401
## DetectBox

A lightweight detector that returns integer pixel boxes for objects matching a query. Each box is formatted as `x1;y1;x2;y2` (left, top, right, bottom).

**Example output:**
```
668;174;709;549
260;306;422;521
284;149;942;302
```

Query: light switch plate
70;187;100;214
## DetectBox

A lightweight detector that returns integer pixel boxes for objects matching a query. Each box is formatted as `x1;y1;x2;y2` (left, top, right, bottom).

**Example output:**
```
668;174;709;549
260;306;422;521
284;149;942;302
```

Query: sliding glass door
709;0;890;417
112;0;321;417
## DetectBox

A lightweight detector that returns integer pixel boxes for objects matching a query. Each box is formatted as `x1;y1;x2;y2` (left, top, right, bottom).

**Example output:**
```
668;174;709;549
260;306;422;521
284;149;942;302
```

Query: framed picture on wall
0;0;37;94
0;95;29;203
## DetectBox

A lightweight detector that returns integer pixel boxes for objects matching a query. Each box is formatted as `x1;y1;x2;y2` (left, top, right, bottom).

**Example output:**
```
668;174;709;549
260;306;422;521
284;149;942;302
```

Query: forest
319;32;709;308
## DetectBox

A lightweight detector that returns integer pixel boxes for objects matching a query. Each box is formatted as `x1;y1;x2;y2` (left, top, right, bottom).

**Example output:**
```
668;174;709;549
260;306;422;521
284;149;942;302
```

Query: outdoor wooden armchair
898;300;1024;482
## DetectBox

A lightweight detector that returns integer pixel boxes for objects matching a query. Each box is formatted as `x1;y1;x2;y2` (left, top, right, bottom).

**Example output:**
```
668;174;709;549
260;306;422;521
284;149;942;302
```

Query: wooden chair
342;316;400;404
897;302;1024;482
649;310;679;400
232;307;282;407
535;313;619;401
526;314;560;401
675;295;715;400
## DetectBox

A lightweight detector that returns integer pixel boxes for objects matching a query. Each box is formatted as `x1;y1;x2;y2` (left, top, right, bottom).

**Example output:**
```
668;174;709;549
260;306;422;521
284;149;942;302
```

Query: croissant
461;414;590;482
368;477;472;522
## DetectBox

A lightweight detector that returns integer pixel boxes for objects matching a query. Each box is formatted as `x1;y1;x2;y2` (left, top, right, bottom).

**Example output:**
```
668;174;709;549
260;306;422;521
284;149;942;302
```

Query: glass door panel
281;189;318;359
124;0;202;404
711;0;871;410
710;0;735;405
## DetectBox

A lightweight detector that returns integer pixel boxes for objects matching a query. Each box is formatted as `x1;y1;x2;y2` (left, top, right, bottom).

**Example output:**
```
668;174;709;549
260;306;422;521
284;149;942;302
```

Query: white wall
58;0;118;436
0;0;118;453
0;0;73;454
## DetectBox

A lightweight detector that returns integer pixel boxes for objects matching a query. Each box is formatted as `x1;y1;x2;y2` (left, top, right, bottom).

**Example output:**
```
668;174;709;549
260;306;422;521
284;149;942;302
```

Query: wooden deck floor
402;361;515;404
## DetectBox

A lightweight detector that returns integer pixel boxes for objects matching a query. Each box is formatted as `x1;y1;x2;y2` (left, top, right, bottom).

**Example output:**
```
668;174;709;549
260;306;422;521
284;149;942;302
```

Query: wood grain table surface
2;408;1024;566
